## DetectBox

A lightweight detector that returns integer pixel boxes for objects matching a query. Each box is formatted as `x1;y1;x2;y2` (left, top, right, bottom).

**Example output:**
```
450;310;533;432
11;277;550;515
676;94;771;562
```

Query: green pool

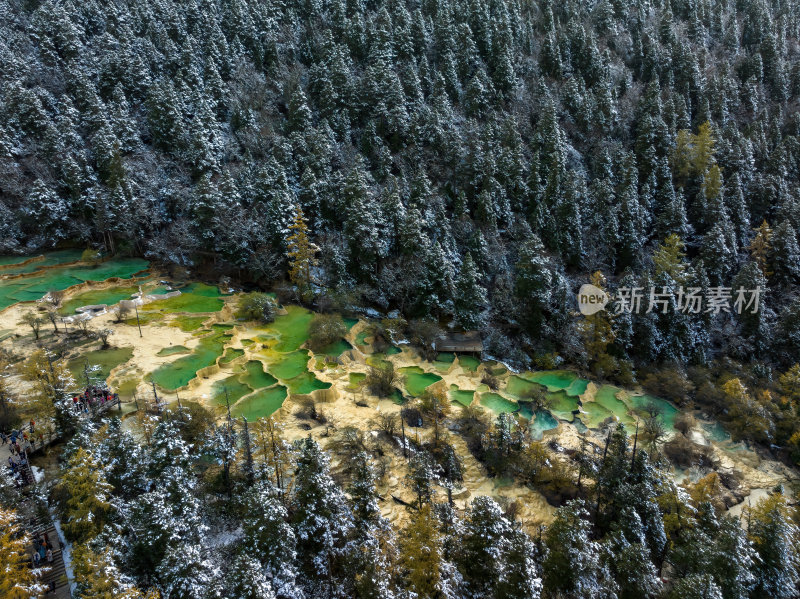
211;376;253;407
628;394;679;430
548;391;580;421
171;316;209;331
530;410;559;440
458;355;481;372
593;386;636;427
268;306;313;352
157;345;190;356
232;385;288;420
314;338;352;357
480;392;518;413
505;375;545;399
145;286;225;313
0;257;149;311
220;348;244;364
239;361;277;389
521;370;581;393
284;371;331;395
268;350;311;380
59;284;141;315
151;329;229;390
449;387;475;407
579;401;616;429
0;249;84;275
399;366;442;396
68;346;135;387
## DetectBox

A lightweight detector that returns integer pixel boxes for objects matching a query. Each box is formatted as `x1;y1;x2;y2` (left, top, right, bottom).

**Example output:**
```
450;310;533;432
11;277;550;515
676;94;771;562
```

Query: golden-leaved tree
53;448;113;544
286;205;318;302
0;508;47;599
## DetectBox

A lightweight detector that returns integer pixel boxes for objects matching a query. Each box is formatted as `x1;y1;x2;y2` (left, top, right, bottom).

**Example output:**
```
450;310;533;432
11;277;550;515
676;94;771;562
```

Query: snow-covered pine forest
1;0;800;369
2;0;800;597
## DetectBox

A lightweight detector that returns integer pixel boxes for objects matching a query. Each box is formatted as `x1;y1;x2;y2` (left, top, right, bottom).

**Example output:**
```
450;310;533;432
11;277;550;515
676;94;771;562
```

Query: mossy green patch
124;312;164;326
171;316;208;331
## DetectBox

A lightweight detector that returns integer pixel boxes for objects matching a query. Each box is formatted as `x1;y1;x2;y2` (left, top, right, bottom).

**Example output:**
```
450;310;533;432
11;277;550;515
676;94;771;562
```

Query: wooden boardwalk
27;514;71;598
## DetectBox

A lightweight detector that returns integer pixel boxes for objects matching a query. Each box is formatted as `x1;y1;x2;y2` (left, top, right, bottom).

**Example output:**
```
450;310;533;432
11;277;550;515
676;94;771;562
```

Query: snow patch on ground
31;465;44;482
207;526;244;548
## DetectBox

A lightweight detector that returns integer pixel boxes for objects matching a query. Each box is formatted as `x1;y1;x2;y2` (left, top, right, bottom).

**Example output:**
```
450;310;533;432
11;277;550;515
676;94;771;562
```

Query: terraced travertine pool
151;328;231;390
68;347;135;386
232;385;288;420
0;256;149;310
3;253;699;430
399;366;442;396
58;284;141;315
480;392;518;413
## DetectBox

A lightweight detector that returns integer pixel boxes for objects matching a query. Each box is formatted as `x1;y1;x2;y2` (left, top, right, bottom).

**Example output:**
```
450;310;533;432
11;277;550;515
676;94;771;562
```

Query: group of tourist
70;386;119;414
32;532;54;568
2;421;40;486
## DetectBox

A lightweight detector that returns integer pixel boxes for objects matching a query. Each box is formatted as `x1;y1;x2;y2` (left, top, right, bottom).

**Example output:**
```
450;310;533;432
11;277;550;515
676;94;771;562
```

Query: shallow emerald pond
449;387;475;407
232;385;288;420
529;409;559;440
702;421;731;442
211;376;253;406
548;391;580;420
399;366;442;396
220;348;244;364
593;385;636;427
579;401;616;429
505;375;545;399
239;361;277;389
432;352;455;371
268;306;313;352
0;257;149;310
458;355;480;372
355;330;370;346
284;371;331;395
0;249;84;275
59;284;141;315
69;346;135;386
344;317;359;330
522;370;581;393
480;392;518;413
628;394;679;430
157;345;190;356
151;329;228;390
268;350;310;380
